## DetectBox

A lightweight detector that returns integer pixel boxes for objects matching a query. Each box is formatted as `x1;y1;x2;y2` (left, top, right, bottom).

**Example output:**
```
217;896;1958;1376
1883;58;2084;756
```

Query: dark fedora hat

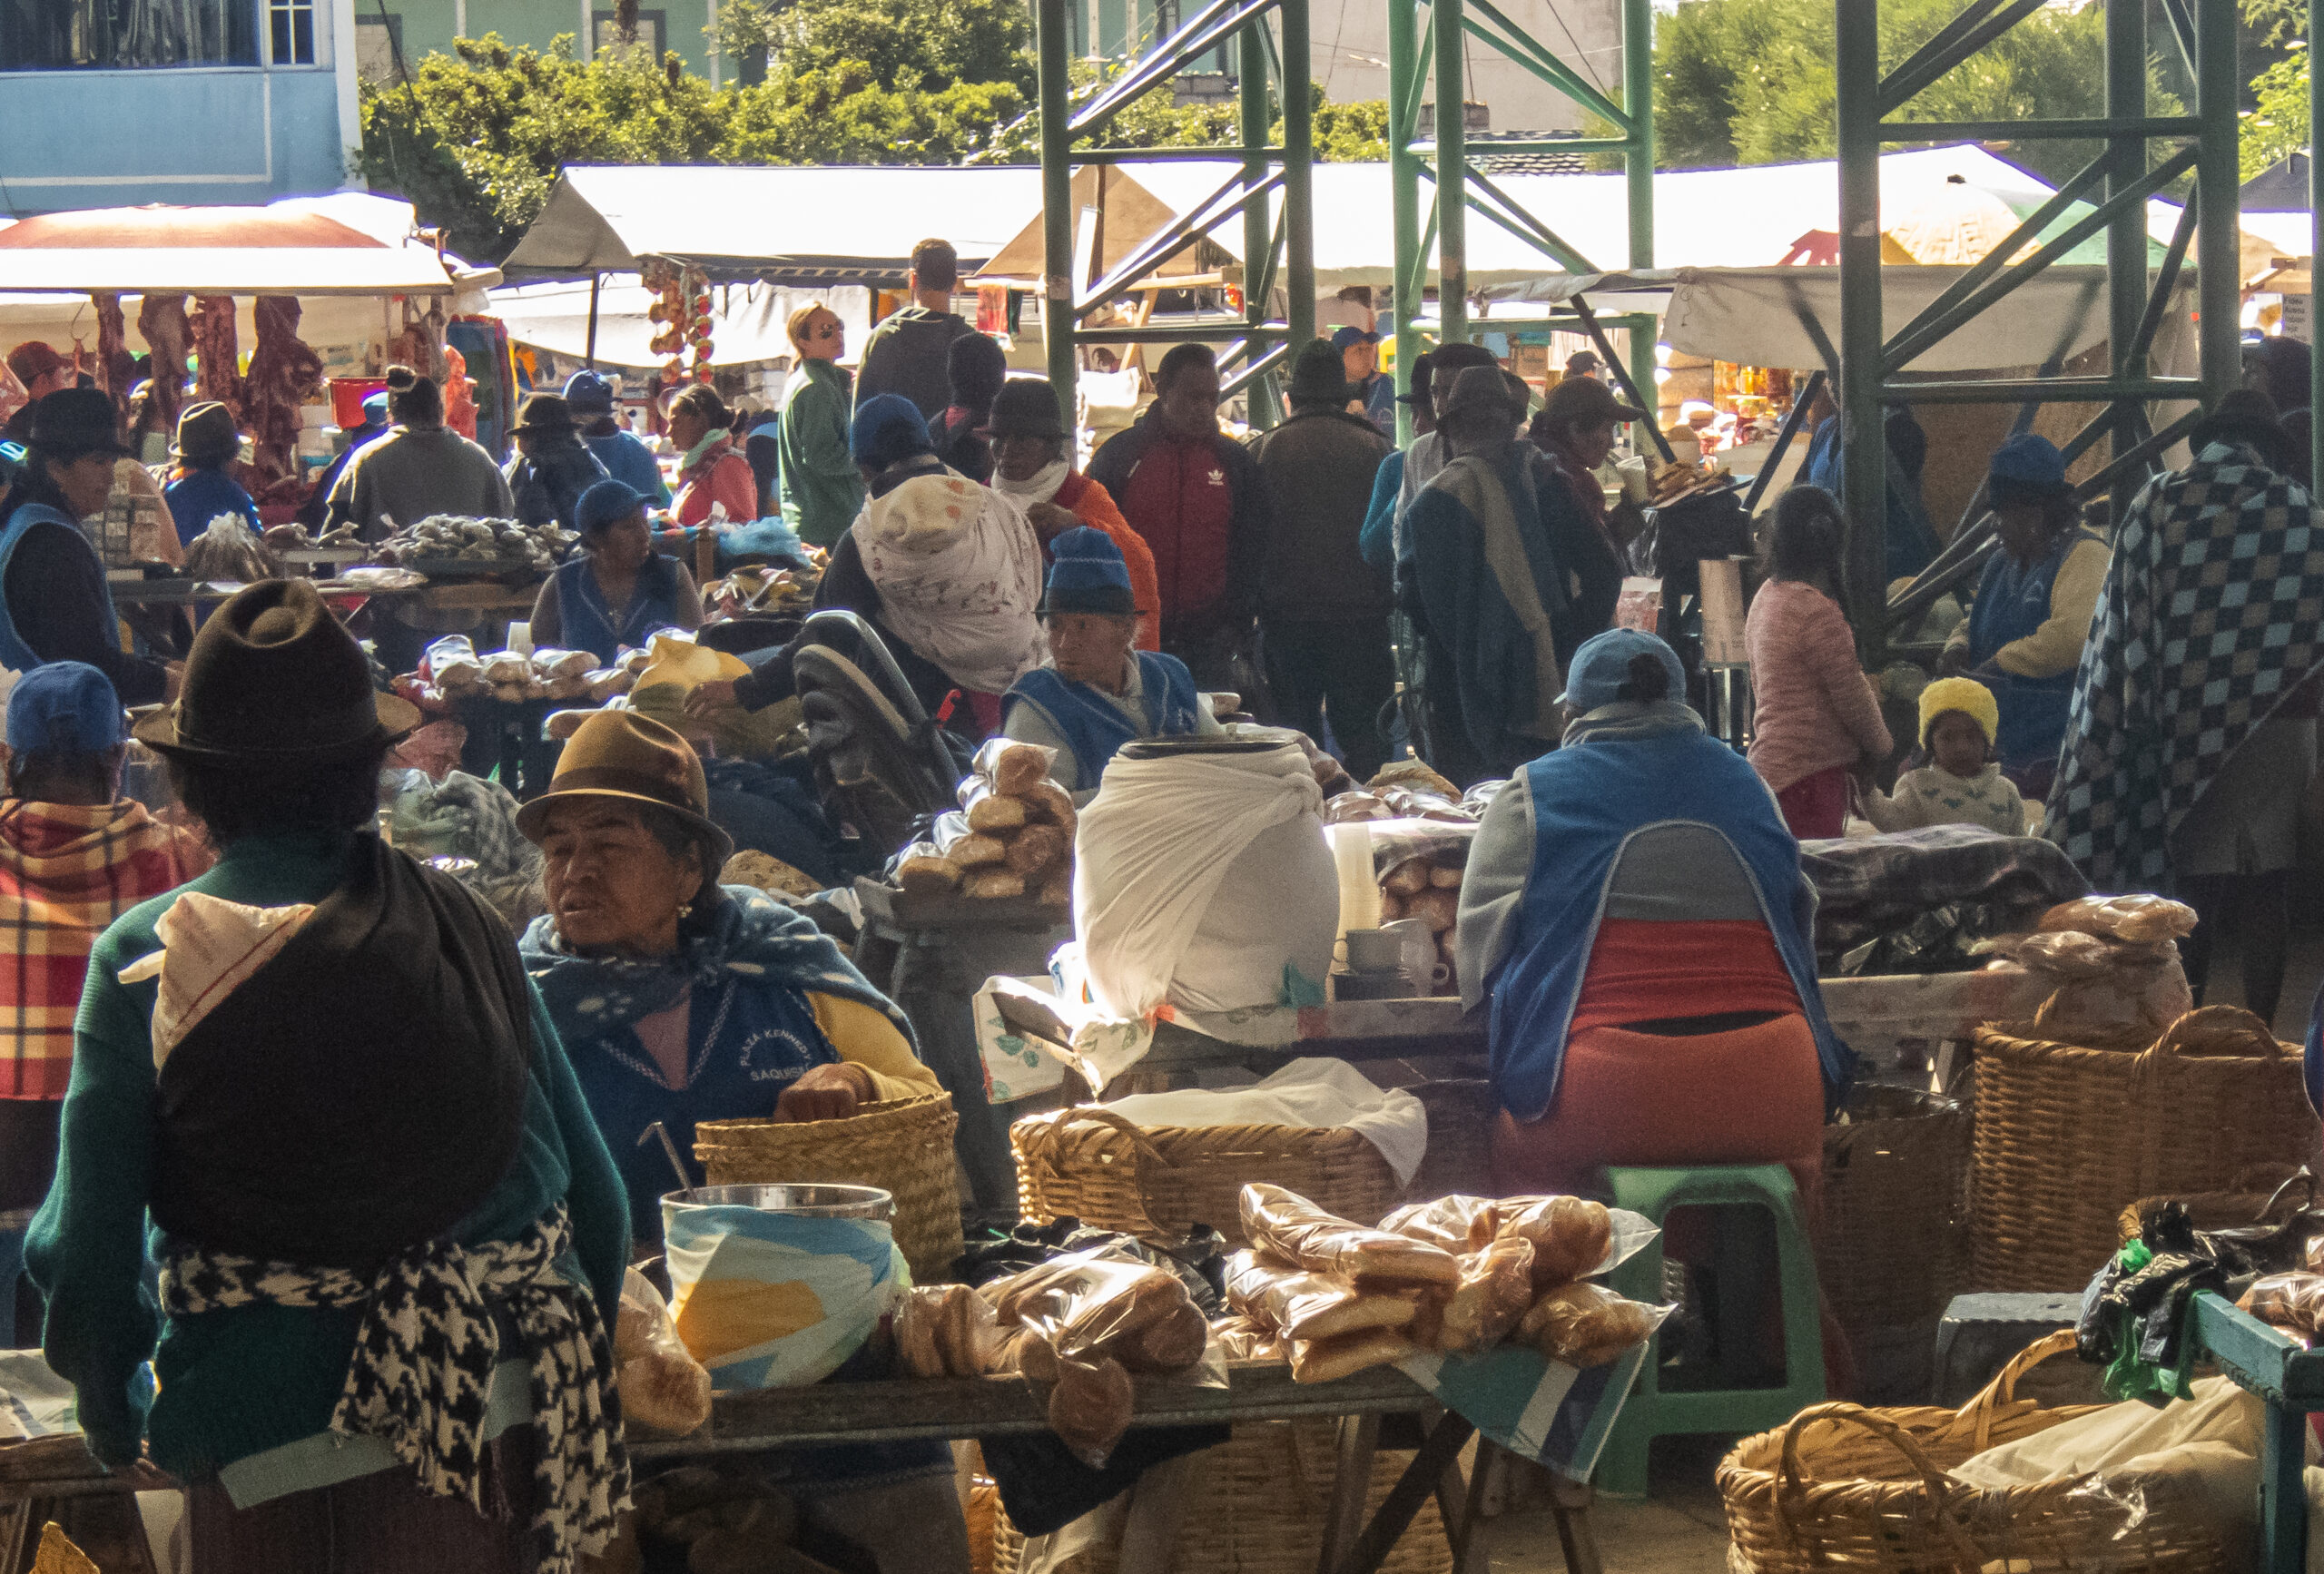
989;378;1068;443
132;579;421;763
25;388;130;457
509;392;579;435
172;400;241;466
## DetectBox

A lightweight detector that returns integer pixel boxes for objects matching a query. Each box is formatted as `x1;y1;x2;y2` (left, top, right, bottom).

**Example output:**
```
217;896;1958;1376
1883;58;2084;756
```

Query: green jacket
26;831;627;1484
780;359;868;548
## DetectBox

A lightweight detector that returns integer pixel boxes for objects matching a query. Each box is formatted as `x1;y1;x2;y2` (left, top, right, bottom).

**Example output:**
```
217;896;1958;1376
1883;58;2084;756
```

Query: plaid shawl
0;801;201;1098
2045;440;2324;890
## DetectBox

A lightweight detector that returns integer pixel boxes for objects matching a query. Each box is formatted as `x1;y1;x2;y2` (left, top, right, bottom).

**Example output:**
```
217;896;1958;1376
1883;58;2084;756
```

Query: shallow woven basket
1719;1331;2230;1574
1010;1106;1400;1246
990;1418;1452;1574
1969;1005;2322;1293
2115;1167;2316;1247
1817;1085;1971;1333
694;1093;962;1282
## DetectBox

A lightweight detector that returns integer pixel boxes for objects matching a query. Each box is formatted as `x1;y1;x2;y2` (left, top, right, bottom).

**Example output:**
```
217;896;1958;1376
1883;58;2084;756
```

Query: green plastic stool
1595;1163;1827;1499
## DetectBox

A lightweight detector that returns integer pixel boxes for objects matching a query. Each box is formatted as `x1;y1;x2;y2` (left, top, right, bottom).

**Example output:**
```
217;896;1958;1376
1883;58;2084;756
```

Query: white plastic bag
1073;740;1334;1019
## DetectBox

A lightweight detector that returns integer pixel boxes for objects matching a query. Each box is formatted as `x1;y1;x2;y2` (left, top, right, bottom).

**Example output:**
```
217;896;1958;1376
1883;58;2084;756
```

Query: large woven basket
2115;1166;2316;1247
1720;1331;2230;1573
1969;1005;2322;1292
1011;1106;1400;1246
991;1419;1452;1574
1817;1085;1971;1333
694;1093;962;1282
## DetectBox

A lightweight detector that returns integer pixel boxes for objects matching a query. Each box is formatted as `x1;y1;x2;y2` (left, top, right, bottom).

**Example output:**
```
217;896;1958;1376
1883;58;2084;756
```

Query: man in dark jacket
1087;343;1269;693
1248;339;1394;778
855;238;975;424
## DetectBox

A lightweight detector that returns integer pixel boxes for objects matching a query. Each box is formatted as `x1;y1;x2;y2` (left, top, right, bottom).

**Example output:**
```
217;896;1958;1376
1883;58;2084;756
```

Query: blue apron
552;552;684;665
1003;651;1203;788
1965;526;2103;770
1488;725;1856;1124
0;502;120;674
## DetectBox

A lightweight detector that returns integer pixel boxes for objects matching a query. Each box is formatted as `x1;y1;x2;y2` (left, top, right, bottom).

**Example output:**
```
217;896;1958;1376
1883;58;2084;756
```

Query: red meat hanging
89;293;129;423
243;295;326;494
136;294;191;434
190;297;243;419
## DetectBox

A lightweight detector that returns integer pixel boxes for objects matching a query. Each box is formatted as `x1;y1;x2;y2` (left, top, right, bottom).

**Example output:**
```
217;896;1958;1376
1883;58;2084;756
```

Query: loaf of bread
1006;824;1068;878
974;741;1054;797
965;869;1025;899
1289;1327;1417;1383
1437;1236;1536;1353
1039;873;1071;907
1021;780;1077;835
1224;1249;1421;1343
1048;1353;1135;1463
621;1350;714;1436
1240;1184;1460;1290
950;833;1009;869
1381;1195;1501;1254
1209;1314;1285;1362
1500;1196;1612;1288
986;1250;1210;1373
1519;1282;1656;1368
2038;893;2198;945
967;792;1029;833
896;851;964;896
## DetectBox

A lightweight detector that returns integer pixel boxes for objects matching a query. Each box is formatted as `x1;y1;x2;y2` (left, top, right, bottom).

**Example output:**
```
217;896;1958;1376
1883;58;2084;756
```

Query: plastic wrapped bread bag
1238;1183;1459;1291
1222;1249;1421;1343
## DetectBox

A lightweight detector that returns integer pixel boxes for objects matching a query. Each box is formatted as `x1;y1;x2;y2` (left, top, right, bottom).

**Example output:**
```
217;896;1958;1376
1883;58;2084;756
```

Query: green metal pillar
1039;0;1077;423
1241;20;1278;426
1387;0;1423;441
1280;0;1315;353
2106;0;2146;526
1835;0;1885;660
2194;0;2240;405
1622;0;1655;429
1432;0;1468;344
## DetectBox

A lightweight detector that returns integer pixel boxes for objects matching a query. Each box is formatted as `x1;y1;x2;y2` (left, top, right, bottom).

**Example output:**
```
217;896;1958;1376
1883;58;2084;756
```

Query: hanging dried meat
242;295;325;491
90;293;128;423
136;294;192;434
386;298;448;384
443;344;478;440
191;297;243;419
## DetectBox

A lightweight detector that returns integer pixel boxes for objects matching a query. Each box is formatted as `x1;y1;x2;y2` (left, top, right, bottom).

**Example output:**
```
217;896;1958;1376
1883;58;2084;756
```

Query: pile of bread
895;1246;1210;1462
1375;844;1467;994
401;635;645;714
1978;893;2198;1037
1217;1185;1658;1382
893;742;1076;905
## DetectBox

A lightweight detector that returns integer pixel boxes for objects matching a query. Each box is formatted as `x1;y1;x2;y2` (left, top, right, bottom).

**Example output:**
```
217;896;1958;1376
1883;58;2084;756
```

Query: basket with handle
1969;1005;2321;1292
694;1092;962;1282
2116;1166;2317;1248
1009;1106;1400;1246
1719;1331;2230;1573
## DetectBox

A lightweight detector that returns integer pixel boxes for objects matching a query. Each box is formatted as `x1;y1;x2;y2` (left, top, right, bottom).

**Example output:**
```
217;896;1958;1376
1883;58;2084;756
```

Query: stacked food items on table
704;562;822;619
1974;894;2198;1037
394;634;644;713
1324;763;1495;998
369;514;575;574
261;520;363;551
180;516;281;583
889;743;1076;905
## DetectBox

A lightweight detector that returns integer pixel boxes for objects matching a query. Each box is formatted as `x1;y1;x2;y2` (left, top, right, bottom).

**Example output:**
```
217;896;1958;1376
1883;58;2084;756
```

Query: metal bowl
669;1183;894;1219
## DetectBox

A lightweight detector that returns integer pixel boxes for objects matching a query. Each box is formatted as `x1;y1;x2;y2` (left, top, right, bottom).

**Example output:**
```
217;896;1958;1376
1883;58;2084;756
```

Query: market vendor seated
1000;526;1224;802
1459;626;1855;1216
527;478;704;665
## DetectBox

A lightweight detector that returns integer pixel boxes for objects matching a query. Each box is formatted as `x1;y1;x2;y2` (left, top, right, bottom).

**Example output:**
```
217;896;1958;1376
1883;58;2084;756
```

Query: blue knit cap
1560;627;1686;713
1042;526;1137;616
576;477;645;535
852;394;936;470
1987;432;2069;504
564;369;615;415
7;661;124;756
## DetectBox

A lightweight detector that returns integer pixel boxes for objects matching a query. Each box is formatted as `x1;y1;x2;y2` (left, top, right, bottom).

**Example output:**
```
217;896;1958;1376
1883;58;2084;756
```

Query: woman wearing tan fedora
27;579;630;1574
514;707;966;1574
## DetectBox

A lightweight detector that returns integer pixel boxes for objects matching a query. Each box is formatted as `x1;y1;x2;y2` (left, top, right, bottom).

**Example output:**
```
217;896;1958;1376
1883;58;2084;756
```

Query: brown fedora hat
132;579;420;762
515;708;734;866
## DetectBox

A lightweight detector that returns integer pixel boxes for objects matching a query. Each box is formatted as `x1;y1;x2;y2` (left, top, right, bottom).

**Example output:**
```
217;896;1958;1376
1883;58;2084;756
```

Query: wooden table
2191;1292;2324;1574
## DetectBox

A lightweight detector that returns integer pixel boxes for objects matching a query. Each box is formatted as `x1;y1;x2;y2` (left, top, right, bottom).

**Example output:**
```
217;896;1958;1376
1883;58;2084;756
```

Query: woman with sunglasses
778;303;867;547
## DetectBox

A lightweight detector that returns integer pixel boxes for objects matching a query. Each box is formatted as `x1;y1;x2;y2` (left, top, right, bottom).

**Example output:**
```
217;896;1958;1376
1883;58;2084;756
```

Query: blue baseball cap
1560;627;1686;713
7;661;124;755
576;477;646;535
564;369;615;415
1332;325;1382;350
359;390;389;426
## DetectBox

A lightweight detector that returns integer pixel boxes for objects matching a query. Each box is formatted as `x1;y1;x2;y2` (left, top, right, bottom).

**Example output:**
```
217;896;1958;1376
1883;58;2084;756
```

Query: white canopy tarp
487;274;872;367
1481;264;2197;376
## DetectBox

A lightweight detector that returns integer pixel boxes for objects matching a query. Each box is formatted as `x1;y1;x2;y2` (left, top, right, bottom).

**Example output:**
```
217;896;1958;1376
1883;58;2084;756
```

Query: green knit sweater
25;831;629;1481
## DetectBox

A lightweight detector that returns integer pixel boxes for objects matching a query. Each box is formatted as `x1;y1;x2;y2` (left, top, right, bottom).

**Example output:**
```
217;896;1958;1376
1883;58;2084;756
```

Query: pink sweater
1745;577;1893;794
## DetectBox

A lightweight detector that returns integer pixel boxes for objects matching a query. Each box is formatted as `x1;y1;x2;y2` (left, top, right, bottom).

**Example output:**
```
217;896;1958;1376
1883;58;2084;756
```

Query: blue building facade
0;0;359;214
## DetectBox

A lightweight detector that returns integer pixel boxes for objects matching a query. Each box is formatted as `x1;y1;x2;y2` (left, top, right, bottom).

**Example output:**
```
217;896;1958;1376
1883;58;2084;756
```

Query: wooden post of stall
585;273;602;369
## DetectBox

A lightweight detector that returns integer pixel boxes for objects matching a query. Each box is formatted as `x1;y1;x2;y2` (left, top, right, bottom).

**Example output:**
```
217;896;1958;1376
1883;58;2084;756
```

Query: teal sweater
25;831;629;1479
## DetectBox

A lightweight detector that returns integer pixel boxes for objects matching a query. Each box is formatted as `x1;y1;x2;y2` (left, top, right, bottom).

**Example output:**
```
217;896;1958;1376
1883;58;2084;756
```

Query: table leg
1316;1413;1380;1574
1433;1440;1493;1574
2260;1399;2308;1574
1547;1473;1604;1574
1329;1412;1476;1574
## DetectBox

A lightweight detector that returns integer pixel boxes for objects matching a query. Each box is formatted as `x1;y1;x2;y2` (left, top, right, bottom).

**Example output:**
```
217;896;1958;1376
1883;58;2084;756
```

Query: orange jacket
1055;472;1160;653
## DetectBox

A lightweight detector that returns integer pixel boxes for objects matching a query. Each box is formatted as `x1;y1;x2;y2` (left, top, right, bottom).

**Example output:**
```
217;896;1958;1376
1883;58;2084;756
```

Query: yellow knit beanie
1918;674;2000;750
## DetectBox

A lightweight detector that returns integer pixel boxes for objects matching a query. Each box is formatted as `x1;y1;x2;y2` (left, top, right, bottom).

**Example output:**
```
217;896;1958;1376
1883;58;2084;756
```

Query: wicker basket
1010;1106;1400;1246
990;1419;1452;1574
694;1093;962;1282
1721;1331;2230;1574
2115;1166;2316;1247
1969;1005;2322;1292
1817;1085;1971;1333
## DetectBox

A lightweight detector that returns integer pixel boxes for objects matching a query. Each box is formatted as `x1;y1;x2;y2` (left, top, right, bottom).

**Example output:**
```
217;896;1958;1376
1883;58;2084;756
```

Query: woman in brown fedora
514;707;964;1574
27;579;630;1573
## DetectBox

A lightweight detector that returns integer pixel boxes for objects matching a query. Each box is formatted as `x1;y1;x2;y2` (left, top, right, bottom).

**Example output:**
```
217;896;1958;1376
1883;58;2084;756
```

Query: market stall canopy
973;164;1236;290
1481;266;2196;376
488;273;869;366
501;165;1042;282
0;192;495;295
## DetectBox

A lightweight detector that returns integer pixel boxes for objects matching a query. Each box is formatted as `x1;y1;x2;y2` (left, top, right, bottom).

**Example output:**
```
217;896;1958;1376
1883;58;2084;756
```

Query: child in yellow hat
1859;675;2030;835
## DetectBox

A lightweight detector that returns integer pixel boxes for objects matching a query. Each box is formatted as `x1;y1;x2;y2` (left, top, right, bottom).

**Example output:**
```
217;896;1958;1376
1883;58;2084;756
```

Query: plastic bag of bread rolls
1209;1314;1285;1362
971;738;1056;797
614;1267;713;1437
1223;1249;1421;1342
1517;1282;1659;1368
892;1284;1000;1378
891;841;963;897
2037;893;2197;945
1436;1235;1537;1353
1047;1353;1135;1466
982;1246;1214;1376
1379;1195;1502;1254
1499;1195;1612;1289
1289;1326;1418;1383
1240;1183;1460;1291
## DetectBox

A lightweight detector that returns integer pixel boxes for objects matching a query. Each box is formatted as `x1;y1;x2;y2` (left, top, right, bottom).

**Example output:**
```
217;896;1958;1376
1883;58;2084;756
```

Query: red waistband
1568;917;1799;1036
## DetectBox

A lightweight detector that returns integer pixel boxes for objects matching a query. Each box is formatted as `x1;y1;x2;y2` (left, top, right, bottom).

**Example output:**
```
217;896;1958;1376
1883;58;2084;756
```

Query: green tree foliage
2238;0;2309;181
1647;0;2183;186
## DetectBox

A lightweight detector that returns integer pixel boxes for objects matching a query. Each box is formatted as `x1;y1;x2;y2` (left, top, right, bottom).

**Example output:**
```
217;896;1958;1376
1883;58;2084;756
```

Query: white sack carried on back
1073;739;1335;1020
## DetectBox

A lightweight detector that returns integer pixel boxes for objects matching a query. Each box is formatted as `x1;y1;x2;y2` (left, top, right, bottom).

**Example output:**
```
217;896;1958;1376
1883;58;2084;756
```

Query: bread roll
1408;887;1459;935
1048;1354;1134;1462
950;834;1008;869
1289;1327;1417;1383
897;853;963;896
986;743;1053;797
1240;1183;1460;1290
967;794;1029;833
1519;1282;1655;1368
1378;890;1406;922
620;1351;714;1435
1384;859;1431;897
1382;1195;1501;1254
1021;780;1077;834
1436;1236;1535;1353
965;869;1026;899
1006;824;1068;878
1039;873;1071;907
1429;861;1464;888
547;708;595;740
1224;1249;1420;1342
1500;1196;1612;1288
